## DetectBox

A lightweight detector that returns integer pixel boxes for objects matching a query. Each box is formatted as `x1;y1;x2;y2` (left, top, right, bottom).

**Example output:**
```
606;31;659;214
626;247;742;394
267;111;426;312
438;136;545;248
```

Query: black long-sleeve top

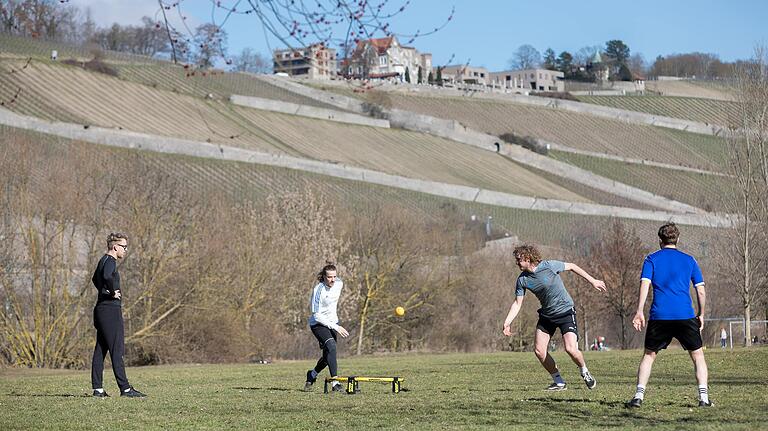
92;254;121;306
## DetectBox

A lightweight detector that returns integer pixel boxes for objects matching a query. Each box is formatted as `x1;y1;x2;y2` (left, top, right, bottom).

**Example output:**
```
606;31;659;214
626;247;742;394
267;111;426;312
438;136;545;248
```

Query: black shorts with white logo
645;318;703;352
537;308;578;338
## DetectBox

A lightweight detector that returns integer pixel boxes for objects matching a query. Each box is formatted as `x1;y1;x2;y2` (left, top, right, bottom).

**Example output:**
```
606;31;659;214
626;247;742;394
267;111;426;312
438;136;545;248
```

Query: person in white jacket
304;264;349;391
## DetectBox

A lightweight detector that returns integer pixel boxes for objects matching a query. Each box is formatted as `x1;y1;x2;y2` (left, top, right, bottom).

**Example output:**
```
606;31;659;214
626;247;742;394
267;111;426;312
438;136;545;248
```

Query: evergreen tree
417;66;423;84
543;48;557;70
405;66;411;83
556;51;573;74
427;70;434;84
436;67;442;86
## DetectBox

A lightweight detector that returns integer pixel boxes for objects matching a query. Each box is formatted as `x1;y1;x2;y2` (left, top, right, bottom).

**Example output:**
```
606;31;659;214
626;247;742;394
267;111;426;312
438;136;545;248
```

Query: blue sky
80;0;767;70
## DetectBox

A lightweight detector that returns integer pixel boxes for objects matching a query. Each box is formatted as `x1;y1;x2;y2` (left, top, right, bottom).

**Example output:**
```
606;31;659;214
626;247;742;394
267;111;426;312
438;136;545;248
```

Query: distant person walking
720;327;727;349
91;232;145;398
627;223;711;408
304;264;349;392
502;244;607;391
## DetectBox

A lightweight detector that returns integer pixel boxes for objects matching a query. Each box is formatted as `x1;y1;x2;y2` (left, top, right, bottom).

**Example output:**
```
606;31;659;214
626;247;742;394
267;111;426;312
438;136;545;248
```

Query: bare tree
509;44;541;70
722;47;768;346
230;47;271;74
591;220;648;349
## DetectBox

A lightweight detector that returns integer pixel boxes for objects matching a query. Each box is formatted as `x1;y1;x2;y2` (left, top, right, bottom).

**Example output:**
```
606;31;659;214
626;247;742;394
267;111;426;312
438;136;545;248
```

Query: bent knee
323;339;337;353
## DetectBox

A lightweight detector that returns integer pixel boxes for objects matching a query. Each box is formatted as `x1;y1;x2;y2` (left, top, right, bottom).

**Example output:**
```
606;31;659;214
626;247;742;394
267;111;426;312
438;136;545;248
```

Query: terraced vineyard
116;64;337;109
549;150;733;212
646;79;735;101
0;59;596;204
0;33;159;65
379;93;730;172
1;125;723;258
576;95;739;126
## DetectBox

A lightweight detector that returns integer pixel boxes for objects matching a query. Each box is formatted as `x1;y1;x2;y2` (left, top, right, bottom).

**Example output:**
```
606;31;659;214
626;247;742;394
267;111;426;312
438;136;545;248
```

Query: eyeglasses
115;244;128;251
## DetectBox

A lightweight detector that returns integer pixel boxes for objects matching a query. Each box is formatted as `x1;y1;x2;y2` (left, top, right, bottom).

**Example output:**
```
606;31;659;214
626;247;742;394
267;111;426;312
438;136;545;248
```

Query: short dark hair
107;232;128;249
317;263;337;282
658;223;679;245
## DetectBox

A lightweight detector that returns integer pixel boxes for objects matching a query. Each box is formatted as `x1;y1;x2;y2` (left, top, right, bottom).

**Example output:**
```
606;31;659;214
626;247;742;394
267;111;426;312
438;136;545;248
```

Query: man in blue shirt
627;223;711;408
503;244;607;391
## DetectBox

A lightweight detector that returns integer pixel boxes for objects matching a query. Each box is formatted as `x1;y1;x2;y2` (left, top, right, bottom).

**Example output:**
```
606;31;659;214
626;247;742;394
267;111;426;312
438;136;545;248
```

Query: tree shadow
523;397;626;407
4;393;87;398
232;386;301;393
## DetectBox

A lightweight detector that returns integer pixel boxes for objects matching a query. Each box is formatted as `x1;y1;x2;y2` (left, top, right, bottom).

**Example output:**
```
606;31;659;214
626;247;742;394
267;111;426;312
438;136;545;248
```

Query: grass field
1;349;766;430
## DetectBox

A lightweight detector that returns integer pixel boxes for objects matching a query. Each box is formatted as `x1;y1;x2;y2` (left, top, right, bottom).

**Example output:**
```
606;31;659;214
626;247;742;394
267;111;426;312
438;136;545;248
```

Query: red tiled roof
353;36;395;56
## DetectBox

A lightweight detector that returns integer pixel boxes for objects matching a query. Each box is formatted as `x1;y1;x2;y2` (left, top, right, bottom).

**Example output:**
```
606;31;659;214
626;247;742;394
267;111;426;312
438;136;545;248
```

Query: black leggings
91;305;130;391
311;324;339;377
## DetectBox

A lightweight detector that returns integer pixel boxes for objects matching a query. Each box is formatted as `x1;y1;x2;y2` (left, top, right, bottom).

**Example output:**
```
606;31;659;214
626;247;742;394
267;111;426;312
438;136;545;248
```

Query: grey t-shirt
515;260;574;318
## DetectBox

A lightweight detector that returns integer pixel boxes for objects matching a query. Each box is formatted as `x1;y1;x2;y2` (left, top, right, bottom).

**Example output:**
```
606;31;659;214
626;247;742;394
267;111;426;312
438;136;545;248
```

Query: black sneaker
92;390;109;398
626;398;643;408
120;387;146;398
544;382;567;391
304;370;316;391
582;371;597;390
331;383;344;393
698;400;713;407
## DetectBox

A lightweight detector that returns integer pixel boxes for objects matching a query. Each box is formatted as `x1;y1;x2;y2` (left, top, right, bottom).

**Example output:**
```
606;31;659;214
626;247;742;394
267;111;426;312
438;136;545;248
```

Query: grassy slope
576;95;739;127
1;348;765;430
0;125;722;257
549;150;733;212
0;59;588;203
358;92;730;173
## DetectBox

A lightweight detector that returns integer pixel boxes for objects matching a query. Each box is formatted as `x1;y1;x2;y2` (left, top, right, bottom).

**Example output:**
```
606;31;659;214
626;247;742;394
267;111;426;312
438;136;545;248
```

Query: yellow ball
395;306;405;317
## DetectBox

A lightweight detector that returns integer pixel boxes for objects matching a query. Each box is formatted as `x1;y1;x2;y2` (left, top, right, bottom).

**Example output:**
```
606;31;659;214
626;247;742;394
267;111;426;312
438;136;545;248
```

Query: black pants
310;324;338;377
91;305;130;391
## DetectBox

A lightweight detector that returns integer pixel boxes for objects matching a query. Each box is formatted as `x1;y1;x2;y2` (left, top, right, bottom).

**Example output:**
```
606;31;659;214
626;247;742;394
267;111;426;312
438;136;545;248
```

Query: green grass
1;349;766;430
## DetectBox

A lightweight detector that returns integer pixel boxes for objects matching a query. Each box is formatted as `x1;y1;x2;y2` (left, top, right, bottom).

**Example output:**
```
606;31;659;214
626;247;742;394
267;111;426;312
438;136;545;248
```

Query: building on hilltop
489;68;564;92
439;65;490;86
342;35;432;83
273;43;337;79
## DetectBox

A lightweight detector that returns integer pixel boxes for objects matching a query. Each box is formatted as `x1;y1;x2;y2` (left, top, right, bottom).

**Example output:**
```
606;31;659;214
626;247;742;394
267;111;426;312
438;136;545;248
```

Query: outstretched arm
632;279;651;331
563;262;606;291
502;296;525;336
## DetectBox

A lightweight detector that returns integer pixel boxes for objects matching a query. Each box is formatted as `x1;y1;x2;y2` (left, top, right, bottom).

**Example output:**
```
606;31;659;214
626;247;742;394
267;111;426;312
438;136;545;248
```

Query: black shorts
537;308;578;338
645;318;703;352
310;324;337;349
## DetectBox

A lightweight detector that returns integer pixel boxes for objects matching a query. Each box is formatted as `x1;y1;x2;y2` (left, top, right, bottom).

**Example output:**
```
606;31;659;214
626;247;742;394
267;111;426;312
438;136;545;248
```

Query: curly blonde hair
513;244;542;265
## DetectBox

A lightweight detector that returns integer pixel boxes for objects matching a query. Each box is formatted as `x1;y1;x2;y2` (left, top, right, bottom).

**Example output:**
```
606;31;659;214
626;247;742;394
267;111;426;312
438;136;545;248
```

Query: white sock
331;381;341;387
123;387;131;393
310;370;318;379
551;371;565;385
579;366;589;377
94;388;104;393
634;385;646;400
698;385;709;403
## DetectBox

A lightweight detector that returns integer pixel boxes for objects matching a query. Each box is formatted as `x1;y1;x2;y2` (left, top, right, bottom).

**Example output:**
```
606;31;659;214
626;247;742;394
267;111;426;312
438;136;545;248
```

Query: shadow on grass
524;397;626;408
233;386;303;393
4;393;88;398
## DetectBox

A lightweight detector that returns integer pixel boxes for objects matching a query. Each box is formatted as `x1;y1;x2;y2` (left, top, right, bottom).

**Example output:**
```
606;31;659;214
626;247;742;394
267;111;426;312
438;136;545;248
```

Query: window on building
379;55;388;66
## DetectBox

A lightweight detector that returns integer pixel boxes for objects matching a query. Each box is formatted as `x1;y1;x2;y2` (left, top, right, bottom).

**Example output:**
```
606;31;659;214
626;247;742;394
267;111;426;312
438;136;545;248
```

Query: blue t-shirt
515;260;574;318
640;248;704;320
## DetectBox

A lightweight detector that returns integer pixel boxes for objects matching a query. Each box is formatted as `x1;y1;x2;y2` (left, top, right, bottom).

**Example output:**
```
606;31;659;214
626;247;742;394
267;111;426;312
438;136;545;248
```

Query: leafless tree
509;44;541;70
591;220;648;349
721;46;768;346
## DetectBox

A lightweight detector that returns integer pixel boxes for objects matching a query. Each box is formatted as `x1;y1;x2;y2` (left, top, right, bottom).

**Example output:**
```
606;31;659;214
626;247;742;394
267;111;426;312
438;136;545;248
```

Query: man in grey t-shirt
503;244;607;391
